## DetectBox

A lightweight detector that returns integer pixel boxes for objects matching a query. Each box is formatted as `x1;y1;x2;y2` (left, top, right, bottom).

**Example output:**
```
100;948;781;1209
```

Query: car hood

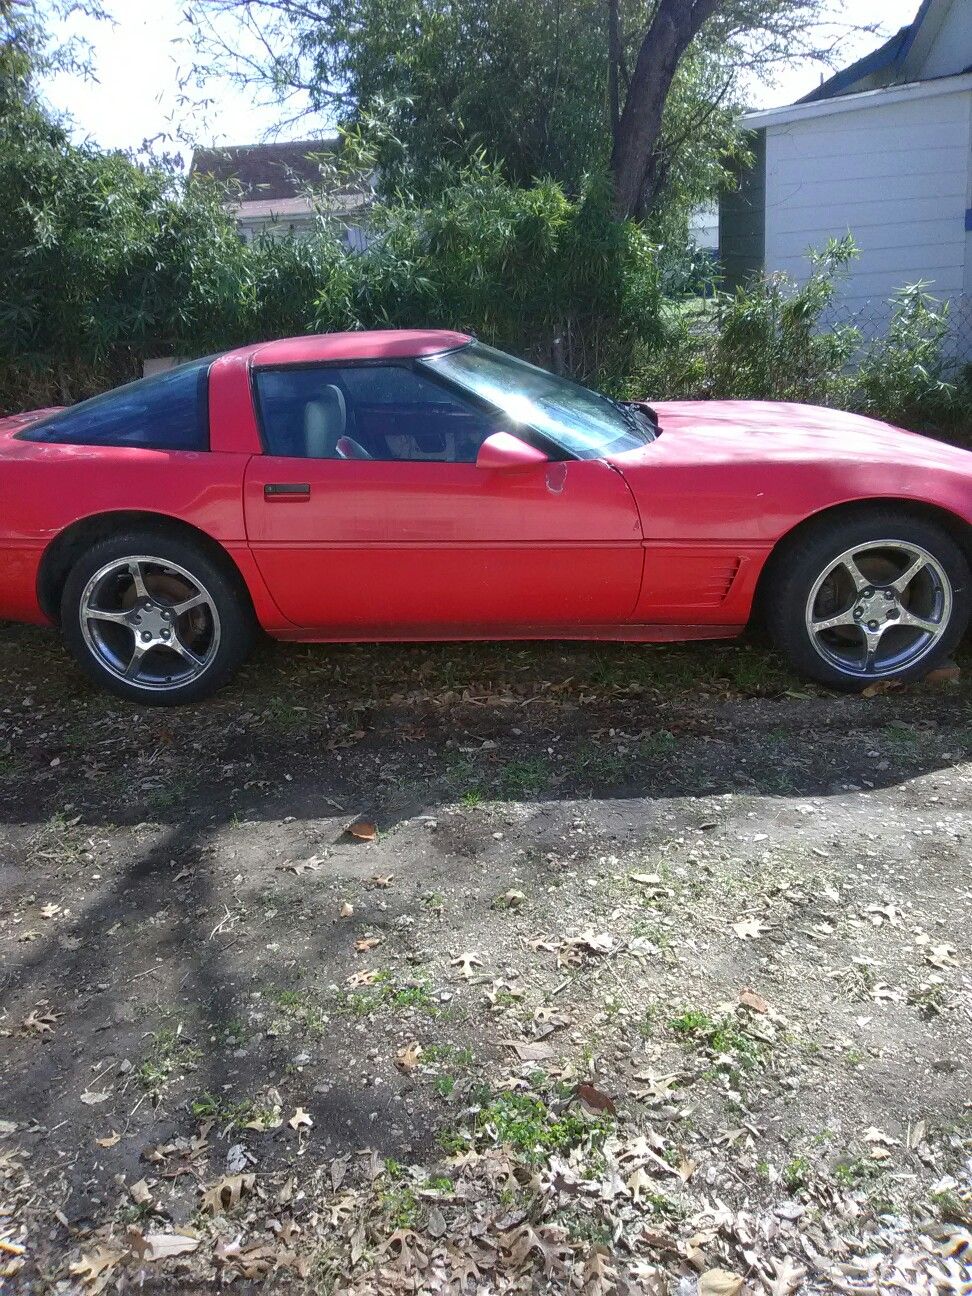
605;400;972;543
611;400;972;472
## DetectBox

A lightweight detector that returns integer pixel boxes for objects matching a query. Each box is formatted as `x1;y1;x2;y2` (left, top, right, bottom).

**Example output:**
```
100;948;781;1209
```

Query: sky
40;0;923;162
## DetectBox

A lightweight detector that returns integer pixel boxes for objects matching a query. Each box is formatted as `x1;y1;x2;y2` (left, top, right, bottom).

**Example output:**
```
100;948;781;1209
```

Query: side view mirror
476;431;549;470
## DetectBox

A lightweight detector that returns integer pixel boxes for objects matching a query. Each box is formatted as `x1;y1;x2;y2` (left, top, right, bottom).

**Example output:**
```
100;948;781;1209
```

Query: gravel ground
0;625;970;1294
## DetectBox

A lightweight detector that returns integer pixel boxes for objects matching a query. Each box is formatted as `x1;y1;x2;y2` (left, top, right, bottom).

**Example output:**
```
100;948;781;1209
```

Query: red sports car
0;329;969;704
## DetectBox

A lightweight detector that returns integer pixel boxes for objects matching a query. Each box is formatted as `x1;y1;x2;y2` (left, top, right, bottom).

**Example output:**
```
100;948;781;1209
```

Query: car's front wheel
61;530;255;705
766;509;970;690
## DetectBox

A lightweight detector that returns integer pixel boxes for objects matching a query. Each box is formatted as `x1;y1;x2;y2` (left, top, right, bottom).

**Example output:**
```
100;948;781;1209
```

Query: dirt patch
1;627;970;1293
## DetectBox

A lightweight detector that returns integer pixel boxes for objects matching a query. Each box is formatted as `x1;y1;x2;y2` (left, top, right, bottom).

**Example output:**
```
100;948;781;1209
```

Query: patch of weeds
136;1027;201;1093
638;1005;658;1040
189;1093;254;1129
640;729;678;757
144;779;190;812
423;1043;475;1068
496;758;550;798
460;787;484;808
378;1181;419;1228
881;719;921;750
930;1189;972;1226
435;1075;456;1098
843;1047;866;1068
222;1019;248;1046
447;1089;613;1165
334;972;439;1018
833;1156;882;1189
261;697;309;733
670;1009;764;1069
270;987;328;1038
783;1155;811;1191
908;981;948;1017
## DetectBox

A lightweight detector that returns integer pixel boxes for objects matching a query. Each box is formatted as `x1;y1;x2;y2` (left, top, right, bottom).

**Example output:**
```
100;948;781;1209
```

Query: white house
189;138;372;250
719;0;972;358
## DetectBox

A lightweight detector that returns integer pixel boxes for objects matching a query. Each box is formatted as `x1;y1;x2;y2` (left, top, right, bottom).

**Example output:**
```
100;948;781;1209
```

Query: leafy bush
626;239;972;438
855;283;963;431
627;235;861;405
310;163;664;384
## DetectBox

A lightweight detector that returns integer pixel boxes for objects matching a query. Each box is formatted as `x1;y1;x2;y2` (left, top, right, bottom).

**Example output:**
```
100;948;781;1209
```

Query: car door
243;362;644;632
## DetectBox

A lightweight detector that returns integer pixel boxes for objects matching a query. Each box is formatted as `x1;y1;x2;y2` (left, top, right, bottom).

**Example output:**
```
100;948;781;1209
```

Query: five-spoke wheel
768;510;969;690
62;531;254;705
80;556;221;691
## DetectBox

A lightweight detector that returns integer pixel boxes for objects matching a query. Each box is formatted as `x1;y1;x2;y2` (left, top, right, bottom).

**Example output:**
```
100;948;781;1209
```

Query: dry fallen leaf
199;1172;255;1215
505;1039;556;1062
732;916;771;940
768;1256;806;1296
39;903;61;920
346;819;377;841
22;1007;58;1037
699;1268;745;1296
396;1041;423;1072
574;1081;617;1116
451;951;483;979
68;1246;124;1292
95;1131;121;1148
129;1229;200;1261
371;874;394;888
738;989;769;1013
339;902;354;919
129;1178;152;1205
289;1107;314;1131
354;934;383;953
346;968;382;988
79;1090;111;1106
924;663;961;685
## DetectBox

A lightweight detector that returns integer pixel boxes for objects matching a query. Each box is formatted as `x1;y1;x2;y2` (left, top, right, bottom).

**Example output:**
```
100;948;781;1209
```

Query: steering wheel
335;435;373;461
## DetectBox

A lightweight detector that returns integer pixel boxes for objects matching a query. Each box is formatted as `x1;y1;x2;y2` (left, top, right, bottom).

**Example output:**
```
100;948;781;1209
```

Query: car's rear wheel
61;531;254;705
766;510;970;690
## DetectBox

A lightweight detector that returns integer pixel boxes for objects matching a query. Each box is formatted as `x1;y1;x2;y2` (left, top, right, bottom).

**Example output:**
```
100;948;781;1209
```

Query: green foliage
453;1088;612;1164
856;283;963;431
630;234;861;405
313;162;664;382
626;239;971;436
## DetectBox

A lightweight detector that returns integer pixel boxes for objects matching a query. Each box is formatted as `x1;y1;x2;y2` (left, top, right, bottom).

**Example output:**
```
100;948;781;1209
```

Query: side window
21;359;212;451
253;363;508;462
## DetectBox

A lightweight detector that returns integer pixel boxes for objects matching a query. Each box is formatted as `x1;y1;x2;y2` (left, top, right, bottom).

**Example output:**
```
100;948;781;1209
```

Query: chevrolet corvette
0;329;969;705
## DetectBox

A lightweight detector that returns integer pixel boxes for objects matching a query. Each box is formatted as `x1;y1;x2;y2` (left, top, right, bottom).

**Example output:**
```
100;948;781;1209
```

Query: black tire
60;529;255;705
765;508;970;691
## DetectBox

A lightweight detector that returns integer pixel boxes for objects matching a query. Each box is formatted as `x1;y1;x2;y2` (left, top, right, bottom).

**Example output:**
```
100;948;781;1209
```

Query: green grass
444;1088;612;1165
669;1009;764;1069
332;971;439;1018
496;758;550;798
136;1027;201;1093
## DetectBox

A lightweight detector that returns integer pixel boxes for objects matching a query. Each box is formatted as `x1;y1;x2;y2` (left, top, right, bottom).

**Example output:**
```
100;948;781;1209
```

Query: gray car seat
303;385;347;458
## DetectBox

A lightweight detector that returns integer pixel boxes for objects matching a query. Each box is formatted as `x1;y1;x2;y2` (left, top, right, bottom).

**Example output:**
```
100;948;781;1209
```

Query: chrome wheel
79;555;221;692
805;540;952;678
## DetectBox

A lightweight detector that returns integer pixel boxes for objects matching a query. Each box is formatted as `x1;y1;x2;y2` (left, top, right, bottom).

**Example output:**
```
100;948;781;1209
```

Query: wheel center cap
131;603;173;644
854;588;898;623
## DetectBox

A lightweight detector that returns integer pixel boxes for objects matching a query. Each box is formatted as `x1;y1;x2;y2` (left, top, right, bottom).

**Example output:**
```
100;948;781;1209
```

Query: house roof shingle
190;137;347;201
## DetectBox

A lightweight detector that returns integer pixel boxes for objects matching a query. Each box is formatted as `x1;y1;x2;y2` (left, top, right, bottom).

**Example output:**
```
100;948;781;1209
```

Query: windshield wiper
610;399;656;442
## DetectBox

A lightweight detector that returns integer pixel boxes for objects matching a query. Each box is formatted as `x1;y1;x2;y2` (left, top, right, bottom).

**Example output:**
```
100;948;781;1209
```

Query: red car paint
1;331;971;644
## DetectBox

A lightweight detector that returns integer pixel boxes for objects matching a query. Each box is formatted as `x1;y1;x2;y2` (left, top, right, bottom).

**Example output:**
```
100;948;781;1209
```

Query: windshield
420;343;654;458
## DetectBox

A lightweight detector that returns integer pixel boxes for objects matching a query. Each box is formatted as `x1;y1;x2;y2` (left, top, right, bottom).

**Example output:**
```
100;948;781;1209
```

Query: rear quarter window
20;358;213;451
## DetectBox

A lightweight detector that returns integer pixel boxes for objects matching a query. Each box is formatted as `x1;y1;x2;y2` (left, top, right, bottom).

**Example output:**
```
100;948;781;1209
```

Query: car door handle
264;482;311;500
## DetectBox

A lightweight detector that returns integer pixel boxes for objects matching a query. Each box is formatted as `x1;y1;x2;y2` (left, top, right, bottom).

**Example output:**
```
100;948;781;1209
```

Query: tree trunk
607;0;622;150
610;0;723;219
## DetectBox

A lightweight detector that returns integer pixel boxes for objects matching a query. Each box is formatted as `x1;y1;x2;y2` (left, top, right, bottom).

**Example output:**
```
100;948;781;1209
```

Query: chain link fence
823;293;972;371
